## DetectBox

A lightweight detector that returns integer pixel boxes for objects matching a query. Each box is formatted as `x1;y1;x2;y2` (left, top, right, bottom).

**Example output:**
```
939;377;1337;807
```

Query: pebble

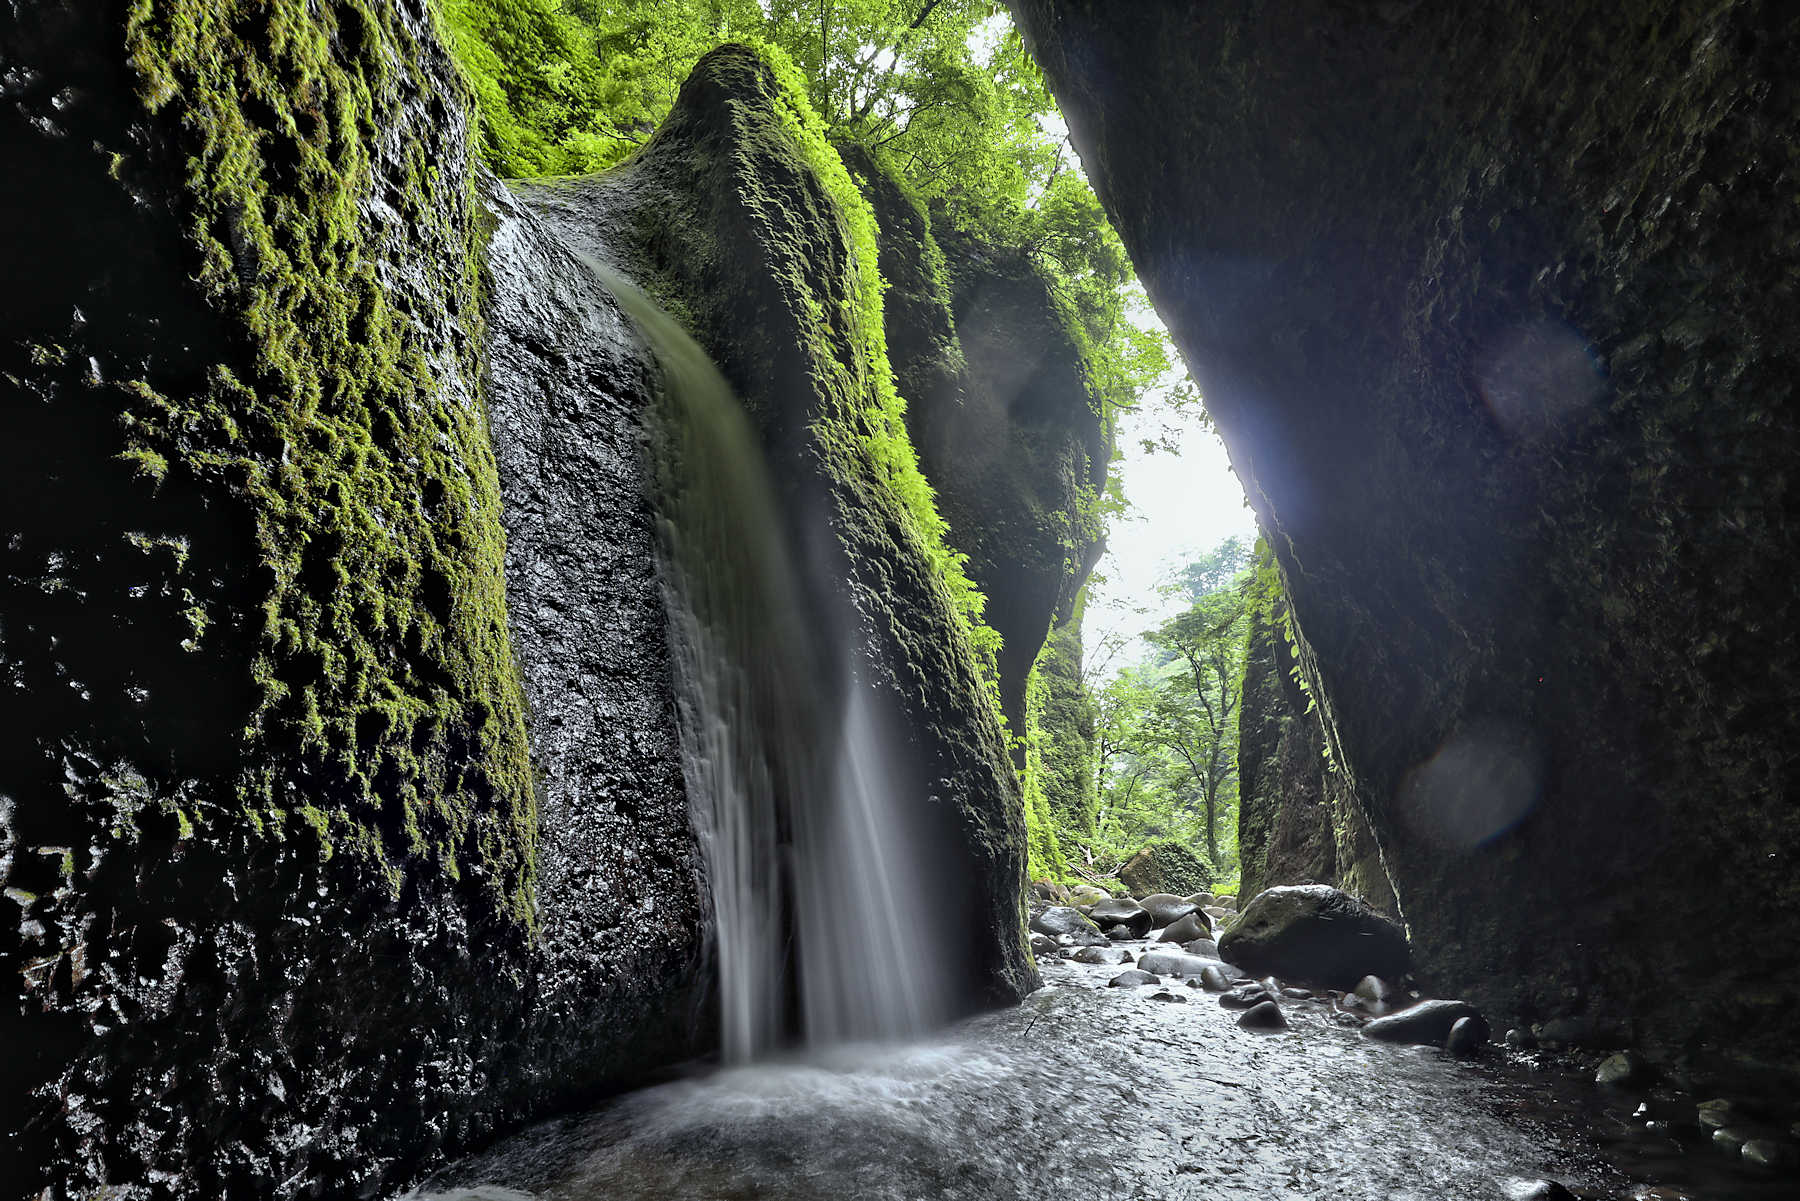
1236;1000;1287;1031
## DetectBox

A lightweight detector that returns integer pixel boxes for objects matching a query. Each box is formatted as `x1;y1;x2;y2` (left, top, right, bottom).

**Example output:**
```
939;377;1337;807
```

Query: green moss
1018;654;1068;880
749;41;1005;694
120;0;536;923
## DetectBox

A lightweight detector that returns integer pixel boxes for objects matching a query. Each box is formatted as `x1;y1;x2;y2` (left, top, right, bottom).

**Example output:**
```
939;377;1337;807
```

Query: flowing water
408;954;1623;1201
588;260;946;1060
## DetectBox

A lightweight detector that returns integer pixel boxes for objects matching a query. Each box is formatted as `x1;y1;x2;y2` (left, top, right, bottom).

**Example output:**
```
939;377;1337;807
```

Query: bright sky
1084;372;1258;679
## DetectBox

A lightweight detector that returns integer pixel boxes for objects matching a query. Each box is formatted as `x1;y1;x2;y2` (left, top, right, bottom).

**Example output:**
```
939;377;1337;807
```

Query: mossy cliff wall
841;146;1109;746
1013;0;1800;1076
1;2;703;1196
519;46;1037;1012
1237;546;1396;916
840;146;1106;877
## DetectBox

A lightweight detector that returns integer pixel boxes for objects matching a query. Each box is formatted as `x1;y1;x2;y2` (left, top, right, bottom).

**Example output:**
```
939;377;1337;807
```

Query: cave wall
0;3;705;1196
1237;543;1396;917
518;46;1038;1013
1013;0;1800;1076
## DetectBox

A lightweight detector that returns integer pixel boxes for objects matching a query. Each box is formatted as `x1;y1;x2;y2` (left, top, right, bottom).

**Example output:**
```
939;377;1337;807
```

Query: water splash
587;257;947;1062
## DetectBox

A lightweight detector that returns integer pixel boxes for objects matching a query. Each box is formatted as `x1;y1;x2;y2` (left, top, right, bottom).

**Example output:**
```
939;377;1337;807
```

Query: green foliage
123;0;536;920
1018;658;1068;881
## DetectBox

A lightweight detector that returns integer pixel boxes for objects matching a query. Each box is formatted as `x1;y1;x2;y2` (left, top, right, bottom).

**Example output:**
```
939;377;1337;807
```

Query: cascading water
587;258;948;1062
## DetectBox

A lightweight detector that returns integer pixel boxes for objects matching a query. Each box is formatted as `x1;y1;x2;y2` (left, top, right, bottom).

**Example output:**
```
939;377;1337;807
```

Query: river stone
1029;933;1059;957
1182;938;1221;958
1216;885;1408;989
1031;906;1101;938
1696;1098;1734;1128
1199;965;1235;992
1030;880;1069;903
1445;1014;1489;1056
1056;929;1111;948
1157;913;1212;943
1089;898;1154;938
1363;999;1483;1046
1534;1017;1588;1048
1104;924;1141;941
1237;1000;1288;1031
1109;968;1160;987
1595;1051;1649;1087
1069;946;1131;965
1149;990;1188;1003
1742;1139;1798;1169
1352;974;1400;1004
1204;906;1233;923
1516;1183;1576;1201
1136;950;1216;977
1712;1126;1749;1153
1067;884;1112;906
1220;984;1274;1010
1138;893;1200;926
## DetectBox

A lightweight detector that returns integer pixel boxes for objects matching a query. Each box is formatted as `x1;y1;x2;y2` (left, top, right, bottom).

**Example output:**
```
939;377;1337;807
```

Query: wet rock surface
1218;884;1409;989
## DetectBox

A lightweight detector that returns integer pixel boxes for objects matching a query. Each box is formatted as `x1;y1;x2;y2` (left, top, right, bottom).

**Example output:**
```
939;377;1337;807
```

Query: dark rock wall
518;46;1037;1013
1;3;703;1196
1237;548;1396;917
841;145;1109;745
1013;0;1800;1076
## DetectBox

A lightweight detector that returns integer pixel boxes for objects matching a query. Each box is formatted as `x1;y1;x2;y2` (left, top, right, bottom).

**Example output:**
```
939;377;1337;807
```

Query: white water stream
588;259;946;1061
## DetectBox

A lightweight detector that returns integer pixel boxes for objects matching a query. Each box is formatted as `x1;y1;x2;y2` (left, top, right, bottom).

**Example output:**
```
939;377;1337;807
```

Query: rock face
520;46;1036;1014
1119;840;1214;897
1237;550;1397;914
0;2;709;1196
1012;0;1800;1075
844;146;1109;742
1217;885;1409;990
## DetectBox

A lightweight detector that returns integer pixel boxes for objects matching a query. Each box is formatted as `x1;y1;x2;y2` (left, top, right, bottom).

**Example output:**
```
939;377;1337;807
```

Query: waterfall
588;258;949;1063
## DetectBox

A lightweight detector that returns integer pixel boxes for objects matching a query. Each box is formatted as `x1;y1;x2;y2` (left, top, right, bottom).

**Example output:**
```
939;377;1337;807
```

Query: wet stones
1219;983;1275;1010
1029;933;1059;957
1031;906;1101;938
1198;965;1235;992
1057;929;1111;948
1109;968;1159;988
1742;1138;1798;1169
1216;885;1408;989
1066;884;1111;906
1139;893;1200;926
1136;950;1216;978
1445;1014;1489;1057
1237;1000;1288;1031
1595;1051;1650;1087
1068;946;1131;966
1362;999;1483;1046
1088;898;1153;938
1181;938;1220;958
1157;912;1211;943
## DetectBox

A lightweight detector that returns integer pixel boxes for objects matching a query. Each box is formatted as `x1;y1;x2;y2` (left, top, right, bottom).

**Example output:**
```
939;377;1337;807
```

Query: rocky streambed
400;886;1795;1201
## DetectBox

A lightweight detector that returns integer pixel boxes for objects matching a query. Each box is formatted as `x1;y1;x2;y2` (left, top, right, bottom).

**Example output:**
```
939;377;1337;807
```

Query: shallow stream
409;953;1640;1201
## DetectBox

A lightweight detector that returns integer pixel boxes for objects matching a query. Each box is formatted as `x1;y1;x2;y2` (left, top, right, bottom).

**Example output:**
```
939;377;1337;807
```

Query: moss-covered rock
1120;840;1214;898
518;45;1037;1013
0;3;703;1195
1014;0;1800;1077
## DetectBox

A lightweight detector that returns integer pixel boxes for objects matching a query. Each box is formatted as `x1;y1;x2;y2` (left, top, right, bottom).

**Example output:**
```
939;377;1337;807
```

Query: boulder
1089;898;1153;938
1216;885;1408;989
1138;893;1200;926
1158;913;1212;944
1031;906;1101;938
1109;969;1160;988
1136;951;1217;978
1237;1000;1289;1031
1118;840;1213;897
1181;938;1221;959
1363;999;1482;1046
1067;884;1112;906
